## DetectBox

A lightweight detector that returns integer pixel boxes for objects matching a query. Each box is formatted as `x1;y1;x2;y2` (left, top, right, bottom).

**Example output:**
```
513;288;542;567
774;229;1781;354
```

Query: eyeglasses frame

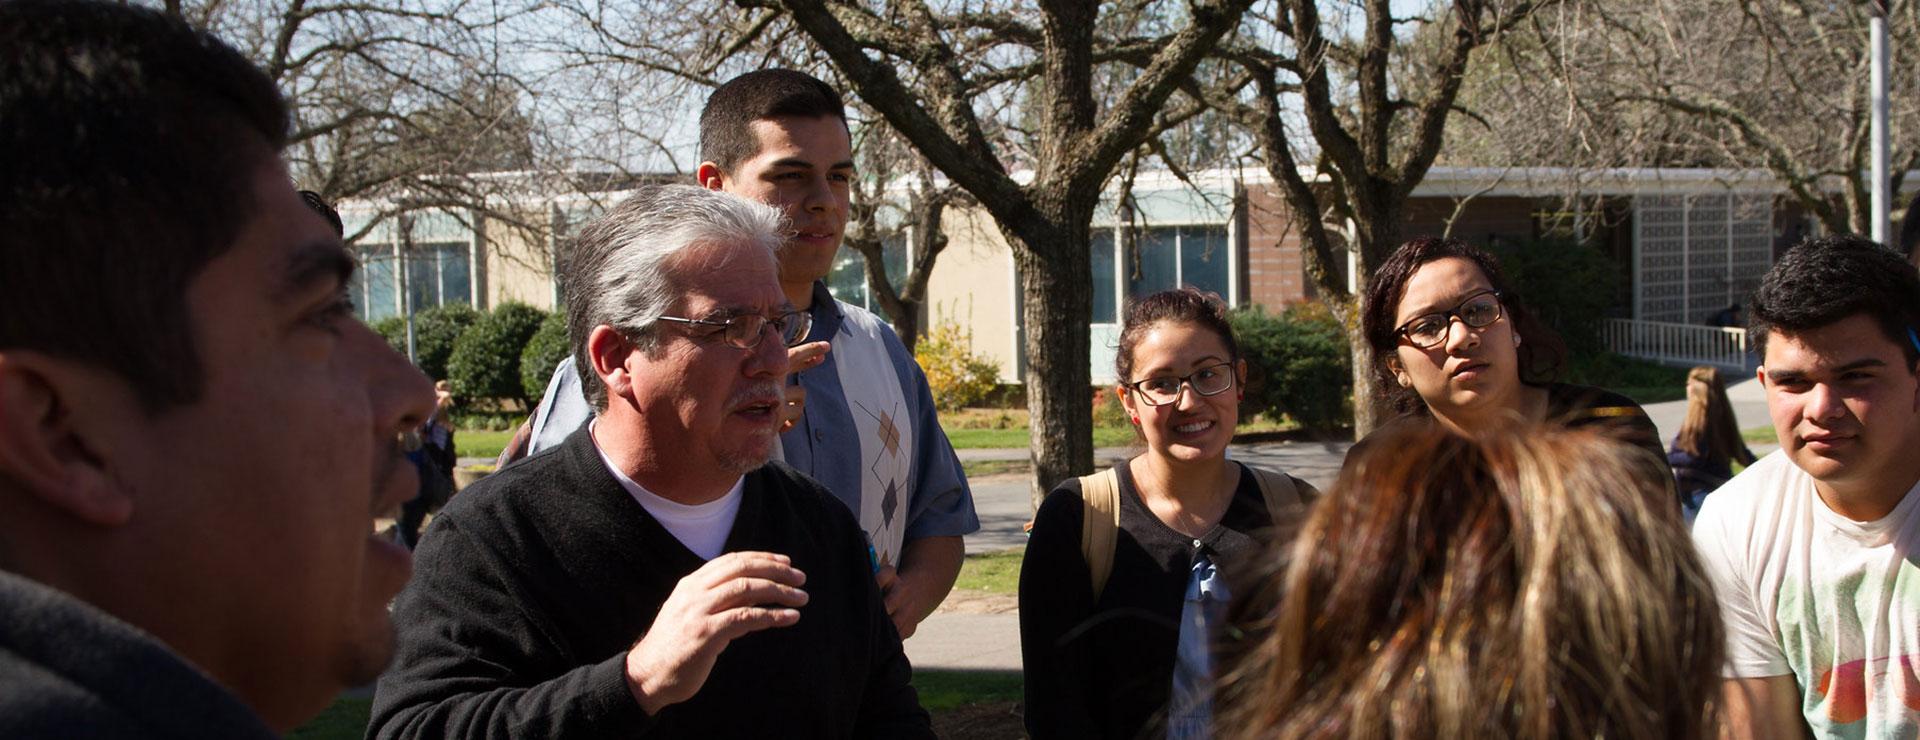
1394;290;1505;350
654;309;812;350
1122;361;1238;407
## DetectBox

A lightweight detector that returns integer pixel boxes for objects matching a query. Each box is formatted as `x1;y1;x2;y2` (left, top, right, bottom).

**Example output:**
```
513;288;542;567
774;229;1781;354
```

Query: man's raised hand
624;552;808;714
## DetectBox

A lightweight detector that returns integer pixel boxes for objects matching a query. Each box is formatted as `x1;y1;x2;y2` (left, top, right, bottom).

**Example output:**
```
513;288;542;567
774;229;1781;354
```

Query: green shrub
520;311;571;403
372;316;407;356
1486;238;1622;361
447;302;547;405
1090;386;1131;429
1231;302;1353;430
410;304;483;382
914;321;1001;412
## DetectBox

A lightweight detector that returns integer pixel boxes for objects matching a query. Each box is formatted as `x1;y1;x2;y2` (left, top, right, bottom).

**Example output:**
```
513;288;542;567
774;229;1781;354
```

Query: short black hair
1749;234;1920;366
0;0;290;412
698;69;846;175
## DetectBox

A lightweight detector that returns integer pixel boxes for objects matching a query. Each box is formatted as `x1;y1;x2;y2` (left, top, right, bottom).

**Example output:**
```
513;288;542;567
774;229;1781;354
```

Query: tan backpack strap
1079;467;1122;603
1248;465;1315;542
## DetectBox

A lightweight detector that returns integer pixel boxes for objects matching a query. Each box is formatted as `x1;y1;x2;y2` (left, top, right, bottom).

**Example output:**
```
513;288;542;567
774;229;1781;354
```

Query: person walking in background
1020;287;1315;739
395;381;455;548
1218;424;1723;739
1670;366;1756;522
1357;236;1668;473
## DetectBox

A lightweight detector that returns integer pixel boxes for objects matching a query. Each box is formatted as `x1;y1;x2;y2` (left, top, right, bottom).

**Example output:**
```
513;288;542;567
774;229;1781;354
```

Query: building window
826;235;909;313
350;241;473;322
1091;224;1232;324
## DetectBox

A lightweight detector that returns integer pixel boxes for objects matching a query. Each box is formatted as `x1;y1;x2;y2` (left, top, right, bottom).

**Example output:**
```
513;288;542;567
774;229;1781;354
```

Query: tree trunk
1008;224;1095;509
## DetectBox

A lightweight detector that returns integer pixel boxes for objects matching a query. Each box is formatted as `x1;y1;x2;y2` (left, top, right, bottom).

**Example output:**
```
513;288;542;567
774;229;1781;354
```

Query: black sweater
1018;461;1293;739
368;429;932;738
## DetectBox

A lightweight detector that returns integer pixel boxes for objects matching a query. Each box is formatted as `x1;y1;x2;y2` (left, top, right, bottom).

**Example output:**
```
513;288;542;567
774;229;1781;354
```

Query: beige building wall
481;208;560;311
925;207;1020;382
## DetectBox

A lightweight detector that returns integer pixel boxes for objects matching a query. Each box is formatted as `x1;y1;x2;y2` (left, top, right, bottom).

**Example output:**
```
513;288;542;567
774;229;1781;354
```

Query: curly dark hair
1360;237;1566;414
1749;234;1920;366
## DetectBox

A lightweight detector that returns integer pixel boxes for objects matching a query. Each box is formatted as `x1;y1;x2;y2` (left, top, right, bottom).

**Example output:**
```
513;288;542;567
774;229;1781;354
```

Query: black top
368;428;932;739
1018;461;1294;739
0;571;277;739
1361;382;1671;473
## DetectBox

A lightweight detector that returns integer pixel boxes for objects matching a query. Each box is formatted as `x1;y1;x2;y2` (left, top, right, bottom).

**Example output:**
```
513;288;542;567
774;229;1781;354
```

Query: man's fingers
779;385;807;433
882;581;907;616
710;576;810;612
787;340;830;369
713;606;803;641
690;551;806;588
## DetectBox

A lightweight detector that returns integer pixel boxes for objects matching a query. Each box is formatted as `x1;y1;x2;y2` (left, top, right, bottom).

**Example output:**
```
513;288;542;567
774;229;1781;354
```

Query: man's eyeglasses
655;310;812;350
1124;362;1235;407
1395;290;1503;350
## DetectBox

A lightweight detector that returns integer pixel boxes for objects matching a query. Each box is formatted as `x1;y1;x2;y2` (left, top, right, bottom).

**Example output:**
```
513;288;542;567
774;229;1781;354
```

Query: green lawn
1743;425;1777;443
954;546;1024;595
961;458;1030;479
456;429;514;460
913;669;1024;712
288;697;370;740
944;425;1137;449
1564;353;1694;406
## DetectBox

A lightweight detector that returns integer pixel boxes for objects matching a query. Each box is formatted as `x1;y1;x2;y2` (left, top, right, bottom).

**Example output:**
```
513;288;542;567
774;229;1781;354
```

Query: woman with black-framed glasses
1357;237;1668;474
1019;287;1314;740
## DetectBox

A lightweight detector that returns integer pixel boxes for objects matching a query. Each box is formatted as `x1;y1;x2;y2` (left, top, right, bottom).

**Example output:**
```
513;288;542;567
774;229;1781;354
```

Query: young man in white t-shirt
1694;235;1920;739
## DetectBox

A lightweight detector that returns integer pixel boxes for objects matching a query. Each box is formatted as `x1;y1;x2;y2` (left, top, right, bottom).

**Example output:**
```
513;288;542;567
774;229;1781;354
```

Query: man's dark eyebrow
769;157;858;172
276;240;355;303
1770;358;1887;384
1835;358;1889;373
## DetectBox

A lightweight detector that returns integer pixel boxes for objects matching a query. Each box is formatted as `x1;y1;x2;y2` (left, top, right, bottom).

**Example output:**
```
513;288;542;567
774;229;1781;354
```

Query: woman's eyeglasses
1395;291;1504;349
1123;362;1235;406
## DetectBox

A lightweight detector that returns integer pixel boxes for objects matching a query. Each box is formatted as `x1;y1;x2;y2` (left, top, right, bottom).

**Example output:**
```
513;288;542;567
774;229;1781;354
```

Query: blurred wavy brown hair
1218;423;1723;739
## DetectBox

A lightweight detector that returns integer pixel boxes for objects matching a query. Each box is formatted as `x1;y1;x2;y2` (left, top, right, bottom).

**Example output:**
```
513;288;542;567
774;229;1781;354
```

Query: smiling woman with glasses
1357;237;1669;486
1020;287;1314;740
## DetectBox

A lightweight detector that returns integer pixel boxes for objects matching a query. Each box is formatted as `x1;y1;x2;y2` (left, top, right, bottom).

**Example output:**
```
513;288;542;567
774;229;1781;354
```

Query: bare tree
1204;0;1549;436
1468;0;1920;236
840;122;972;350
154;0;581;263
720;0;1258;500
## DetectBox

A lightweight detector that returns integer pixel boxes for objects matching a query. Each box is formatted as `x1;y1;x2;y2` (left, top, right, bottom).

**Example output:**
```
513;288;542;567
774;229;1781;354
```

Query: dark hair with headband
1749;235;1920;366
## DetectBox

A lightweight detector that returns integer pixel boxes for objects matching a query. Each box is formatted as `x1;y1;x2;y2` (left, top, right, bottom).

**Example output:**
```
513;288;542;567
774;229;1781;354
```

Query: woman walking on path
1019;287;1313;739
1669;365;1757;521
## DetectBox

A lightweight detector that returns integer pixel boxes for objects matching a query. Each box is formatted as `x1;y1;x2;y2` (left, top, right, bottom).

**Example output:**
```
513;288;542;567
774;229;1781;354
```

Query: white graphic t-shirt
1694;451;1920;739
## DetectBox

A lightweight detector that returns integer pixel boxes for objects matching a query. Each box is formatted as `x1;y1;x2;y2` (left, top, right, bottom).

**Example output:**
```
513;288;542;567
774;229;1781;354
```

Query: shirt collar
806;280;843;342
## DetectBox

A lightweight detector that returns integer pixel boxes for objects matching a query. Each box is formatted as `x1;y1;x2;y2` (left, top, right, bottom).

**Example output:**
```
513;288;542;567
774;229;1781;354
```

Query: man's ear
0;353;132;527
586;326;635;400
695;162;727;192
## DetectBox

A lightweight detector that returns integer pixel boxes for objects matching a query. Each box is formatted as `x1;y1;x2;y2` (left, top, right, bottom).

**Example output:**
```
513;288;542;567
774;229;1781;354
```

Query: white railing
1602;319;1753;370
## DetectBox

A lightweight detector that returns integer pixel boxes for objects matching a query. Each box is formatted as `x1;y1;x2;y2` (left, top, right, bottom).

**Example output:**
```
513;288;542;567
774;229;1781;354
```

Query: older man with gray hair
368;184;932;738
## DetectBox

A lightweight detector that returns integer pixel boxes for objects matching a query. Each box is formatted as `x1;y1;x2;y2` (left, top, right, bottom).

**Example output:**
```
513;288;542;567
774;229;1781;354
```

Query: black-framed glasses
1395;290;1504;349
655;310;812;350
1124;362;1235;406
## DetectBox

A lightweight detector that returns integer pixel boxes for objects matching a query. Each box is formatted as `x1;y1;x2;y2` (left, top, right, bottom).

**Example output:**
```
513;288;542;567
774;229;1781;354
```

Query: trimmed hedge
447;302;547;404
520;311;571;403
1230;302;1353;430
